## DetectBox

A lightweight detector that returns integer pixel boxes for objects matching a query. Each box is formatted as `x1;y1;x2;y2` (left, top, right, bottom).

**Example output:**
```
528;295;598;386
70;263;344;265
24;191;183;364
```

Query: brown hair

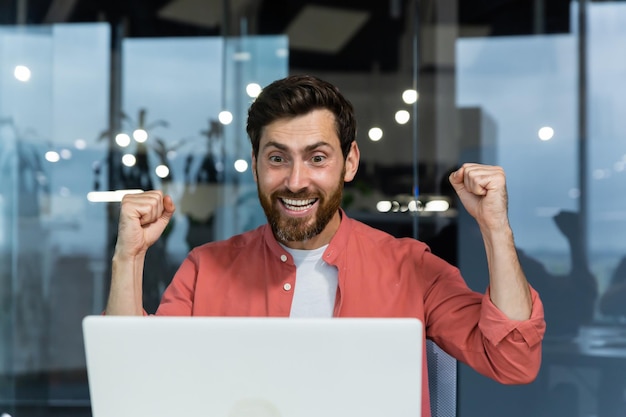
246;74;356;159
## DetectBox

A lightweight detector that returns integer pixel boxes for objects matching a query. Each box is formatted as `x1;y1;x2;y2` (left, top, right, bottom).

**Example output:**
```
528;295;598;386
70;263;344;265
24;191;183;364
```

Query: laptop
82;316;423;417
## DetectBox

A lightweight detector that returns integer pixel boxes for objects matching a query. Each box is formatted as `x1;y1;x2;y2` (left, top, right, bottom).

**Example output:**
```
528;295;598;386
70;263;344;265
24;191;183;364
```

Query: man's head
247;74;357;161
248;75;360;249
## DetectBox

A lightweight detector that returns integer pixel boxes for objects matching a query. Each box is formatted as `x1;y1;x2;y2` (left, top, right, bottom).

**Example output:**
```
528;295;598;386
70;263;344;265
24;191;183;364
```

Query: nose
285;160;310;192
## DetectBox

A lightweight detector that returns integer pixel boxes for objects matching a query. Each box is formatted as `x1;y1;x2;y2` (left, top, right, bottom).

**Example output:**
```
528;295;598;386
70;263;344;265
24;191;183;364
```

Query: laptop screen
82;316;423;417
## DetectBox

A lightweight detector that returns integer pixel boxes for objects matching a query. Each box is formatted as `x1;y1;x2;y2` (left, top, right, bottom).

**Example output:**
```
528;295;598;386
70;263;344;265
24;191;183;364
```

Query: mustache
272;190;319;200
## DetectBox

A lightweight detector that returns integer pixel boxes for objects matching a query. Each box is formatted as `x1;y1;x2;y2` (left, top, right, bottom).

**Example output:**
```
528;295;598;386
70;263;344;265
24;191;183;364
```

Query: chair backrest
427;340;457;417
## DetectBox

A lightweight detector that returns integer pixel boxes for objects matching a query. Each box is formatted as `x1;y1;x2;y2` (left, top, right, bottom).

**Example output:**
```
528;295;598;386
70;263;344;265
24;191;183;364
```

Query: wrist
112;247;147;263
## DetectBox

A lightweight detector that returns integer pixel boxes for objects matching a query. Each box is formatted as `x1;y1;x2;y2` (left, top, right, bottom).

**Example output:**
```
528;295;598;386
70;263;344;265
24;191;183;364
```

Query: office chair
427;339;457;417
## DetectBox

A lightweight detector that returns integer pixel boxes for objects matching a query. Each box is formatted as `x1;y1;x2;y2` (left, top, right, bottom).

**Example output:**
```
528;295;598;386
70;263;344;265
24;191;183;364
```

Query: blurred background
1;0;626;416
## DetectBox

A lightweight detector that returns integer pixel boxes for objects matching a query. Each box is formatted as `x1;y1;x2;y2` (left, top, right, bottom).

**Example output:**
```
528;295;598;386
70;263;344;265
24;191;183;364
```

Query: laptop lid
82;316;423;417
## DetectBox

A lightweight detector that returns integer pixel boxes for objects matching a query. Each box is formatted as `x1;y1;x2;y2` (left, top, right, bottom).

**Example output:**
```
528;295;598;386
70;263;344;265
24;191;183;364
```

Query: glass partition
0;23;110;416
217;35;289;239
118;34;287;313
452;2;626;417
0;22;287;415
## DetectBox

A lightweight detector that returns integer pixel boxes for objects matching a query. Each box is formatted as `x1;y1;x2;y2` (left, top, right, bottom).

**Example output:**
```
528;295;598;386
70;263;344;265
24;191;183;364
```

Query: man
106;74;545;417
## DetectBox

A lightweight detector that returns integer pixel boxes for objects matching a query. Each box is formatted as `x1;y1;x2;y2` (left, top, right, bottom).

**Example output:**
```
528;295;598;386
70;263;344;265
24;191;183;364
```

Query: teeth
282;198;316;211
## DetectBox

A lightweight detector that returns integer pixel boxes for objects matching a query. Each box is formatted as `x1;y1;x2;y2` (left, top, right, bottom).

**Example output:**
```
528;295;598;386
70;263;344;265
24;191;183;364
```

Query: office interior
1;0;626;416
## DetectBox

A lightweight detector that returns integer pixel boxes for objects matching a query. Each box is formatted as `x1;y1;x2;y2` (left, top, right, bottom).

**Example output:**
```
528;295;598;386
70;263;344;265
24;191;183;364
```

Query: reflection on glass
455;3;626;417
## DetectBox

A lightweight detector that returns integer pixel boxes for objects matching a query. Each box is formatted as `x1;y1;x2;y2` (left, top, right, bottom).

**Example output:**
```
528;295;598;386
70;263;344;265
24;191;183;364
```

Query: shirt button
280;254;288;262
283;283;292;291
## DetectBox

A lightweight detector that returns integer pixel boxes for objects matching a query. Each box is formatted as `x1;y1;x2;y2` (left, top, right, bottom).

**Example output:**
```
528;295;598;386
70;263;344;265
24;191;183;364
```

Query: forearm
105;252;146;315
482;225;532;320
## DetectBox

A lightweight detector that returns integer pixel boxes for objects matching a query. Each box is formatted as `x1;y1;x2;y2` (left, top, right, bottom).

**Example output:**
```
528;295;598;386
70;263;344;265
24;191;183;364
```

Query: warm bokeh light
115;133;131;147
45;151;60;162
87;189;143;203
402;89;418;104
60;149;72;159
368;127;383;141
155;165;170;178
408;200;421;212
74;138;87;149
122;154;136;167
246;83;262;98
233;52;251;61
133;128;148;143
14;65;31;82
395;110;410;125
219;111;233;125
538;126;554;141
234;159;249;173
376;201;392;212
425;199;450;212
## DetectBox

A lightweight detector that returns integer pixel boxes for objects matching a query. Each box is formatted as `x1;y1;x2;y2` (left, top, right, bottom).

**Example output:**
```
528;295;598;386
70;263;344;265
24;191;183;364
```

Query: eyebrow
262;141;333;153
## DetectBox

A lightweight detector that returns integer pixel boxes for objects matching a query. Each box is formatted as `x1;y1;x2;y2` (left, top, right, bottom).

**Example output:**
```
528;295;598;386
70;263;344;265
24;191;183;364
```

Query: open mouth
281;198;317;211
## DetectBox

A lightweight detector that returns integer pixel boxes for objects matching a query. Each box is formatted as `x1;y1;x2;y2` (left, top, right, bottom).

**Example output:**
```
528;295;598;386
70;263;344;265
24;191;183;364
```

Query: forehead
259;109;340;151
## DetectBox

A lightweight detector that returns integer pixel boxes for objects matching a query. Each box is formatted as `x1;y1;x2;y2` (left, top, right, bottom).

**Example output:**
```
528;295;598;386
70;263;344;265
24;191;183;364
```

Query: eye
269;155;284;164
311;155;326;164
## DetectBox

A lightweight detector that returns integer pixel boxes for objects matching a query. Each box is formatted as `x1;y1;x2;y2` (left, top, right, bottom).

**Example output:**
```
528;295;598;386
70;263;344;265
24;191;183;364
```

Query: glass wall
0;21;287;415
1;23;110;416
1;0;626;416
453;3;626;417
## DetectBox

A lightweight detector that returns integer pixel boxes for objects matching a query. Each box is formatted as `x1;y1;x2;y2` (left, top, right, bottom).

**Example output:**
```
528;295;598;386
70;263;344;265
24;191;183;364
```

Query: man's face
252;109;359;249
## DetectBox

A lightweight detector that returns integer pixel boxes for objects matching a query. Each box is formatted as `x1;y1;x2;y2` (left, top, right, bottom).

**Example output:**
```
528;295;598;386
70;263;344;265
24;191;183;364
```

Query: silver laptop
82;316;423;417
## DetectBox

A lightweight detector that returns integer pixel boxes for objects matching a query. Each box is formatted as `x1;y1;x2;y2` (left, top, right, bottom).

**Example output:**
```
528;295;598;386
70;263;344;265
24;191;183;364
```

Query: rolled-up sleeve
479;286;546;348
424;249;547;386
468;285;546;384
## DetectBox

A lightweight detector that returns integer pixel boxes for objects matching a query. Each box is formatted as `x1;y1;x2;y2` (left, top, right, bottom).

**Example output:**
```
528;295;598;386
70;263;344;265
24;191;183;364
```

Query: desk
543;326;626;417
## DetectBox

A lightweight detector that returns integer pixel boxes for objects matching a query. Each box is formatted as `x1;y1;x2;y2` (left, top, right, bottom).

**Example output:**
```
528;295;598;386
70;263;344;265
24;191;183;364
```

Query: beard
258;175;345;244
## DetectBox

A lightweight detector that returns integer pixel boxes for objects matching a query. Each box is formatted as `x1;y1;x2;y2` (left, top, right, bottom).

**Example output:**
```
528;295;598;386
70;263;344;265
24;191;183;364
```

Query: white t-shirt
282;244;339;318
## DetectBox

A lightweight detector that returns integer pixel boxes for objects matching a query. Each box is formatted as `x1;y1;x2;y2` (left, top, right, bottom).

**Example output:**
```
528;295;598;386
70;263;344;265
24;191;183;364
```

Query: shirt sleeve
479;286;545;348
154;251;199;316
422;250;546;384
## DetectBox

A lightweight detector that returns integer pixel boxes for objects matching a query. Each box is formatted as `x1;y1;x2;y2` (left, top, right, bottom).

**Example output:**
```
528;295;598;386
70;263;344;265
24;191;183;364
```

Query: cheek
313;170;343;188
317;178;337;191
256;172;280;192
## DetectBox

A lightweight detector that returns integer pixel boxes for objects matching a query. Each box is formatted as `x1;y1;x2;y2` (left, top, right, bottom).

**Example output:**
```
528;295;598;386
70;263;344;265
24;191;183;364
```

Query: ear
343;141;360;183
251;151;258;183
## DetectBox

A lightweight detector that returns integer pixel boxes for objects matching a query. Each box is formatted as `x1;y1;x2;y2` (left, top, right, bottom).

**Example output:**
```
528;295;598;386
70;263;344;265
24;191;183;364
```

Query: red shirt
156;211;546;417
